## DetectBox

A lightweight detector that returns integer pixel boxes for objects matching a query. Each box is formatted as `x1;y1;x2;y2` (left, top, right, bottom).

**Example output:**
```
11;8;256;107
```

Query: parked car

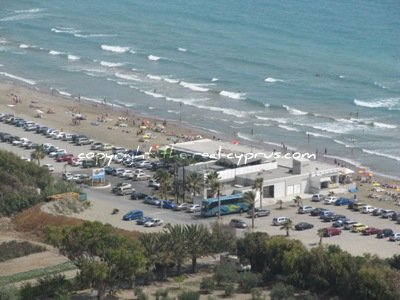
247;208;270;218
143;196;161;205
82;160;96;168
310;208;328;216
319;210;332;219
186;204;201;213
361;205;375;214
61;172;74;180
90;142;103;150
321;212;336;222
144;218;164;227
351;223;368;233
115;186;134;196
43;164;55;172
389;233;400;242
160;200;177;209
372;208;383;216
324;196;337;205
273;217;290;226
136;217;153;225
335;197;352;206
130;191;147;200
112;168;125;176
148;179;160;189
56;154;74;162
295;222;314;231
323;227;342;237
381;209;395;219
343;220;358;230
173;203;191;211
104;166;114;175
311;194;324;202
391;212;400;221
122;210;144;221
362;227;381;236
377;228;393;239
112;183;132;194
133;173;151;181
230;219;248;229
352;202;367;211
298;205;313;214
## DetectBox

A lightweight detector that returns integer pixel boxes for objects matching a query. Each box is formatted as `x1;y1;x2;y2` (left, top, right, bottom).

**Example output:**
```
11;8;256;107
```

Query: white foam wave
282;105;308;115
278;125;300;132
148;55;163;61
51;27;79;34
237;132;256;142
306;131;331;138
339;75;345;79
308;123;350;134
211;78;219;82
1;11;43;22
49;50;63;56
255;116;287;124
333;139;355;148
75;33;116;38
354;98;400;109
146;74;163;81
67;54;80;61
81;96;103;103
178;47;187;52
374;81;387;89
148;106;155;110
58;90;72;97
0;71;36;85
362;149;400;162
373;122;397;129
100;61;123;67
179;81;209;92
193;104;249;118
164;78;179;84
101;45;130;53
220;90;245;100
264;77;284;83
144;90;165;98
254;123;271;127
19;44;34;49
167;110;179;114
114;72;141;82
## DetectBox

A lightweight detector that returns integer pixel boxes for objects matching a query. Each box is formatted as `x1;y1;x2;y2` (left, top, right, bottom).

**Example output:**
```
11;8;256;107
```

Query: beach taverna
170;139;354;206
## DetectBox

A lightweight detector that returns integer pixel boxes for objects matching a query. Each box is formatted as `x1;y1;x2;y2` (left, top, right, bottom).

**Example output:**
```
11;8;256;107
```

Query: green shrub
0;240;46;262
303;292;319;300
213;263;238;286
270;283;294;300
223;282;235;297
238;272;262;292
177;290;200;300
0;284;18;300
251;288;265;300
19;274;71;300
155;288;169;300
200;277;215;294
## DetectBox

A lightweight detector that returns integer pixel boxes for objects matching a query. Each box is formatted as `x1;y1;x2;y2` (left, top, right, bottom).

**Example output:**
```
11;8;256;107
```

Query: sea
0;0;399;178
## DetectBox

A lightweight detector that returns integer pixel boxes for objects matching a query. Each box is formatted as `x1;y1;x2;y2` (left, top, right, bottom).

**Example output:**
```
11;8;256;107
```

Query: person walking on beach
307;133;310;142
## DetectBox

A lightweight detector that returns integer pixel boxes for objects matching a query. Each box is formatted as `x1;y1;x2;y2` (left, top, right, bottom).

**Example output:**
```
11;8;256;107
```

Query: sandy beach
0;81;211;151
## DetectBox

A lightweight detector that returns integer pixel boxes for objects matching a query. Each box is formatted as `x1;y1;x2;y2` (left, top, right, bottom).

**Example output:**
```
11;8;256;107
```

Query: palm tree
277;199;283;210
183;224;210;273
294;195;302;207
206;171;222;219
154;169;172;200
164;224;187;275
317;228;324;245
30;144;46;166
253;177;264;208
186;172;203;199
280;219;293;237
244;190;257;229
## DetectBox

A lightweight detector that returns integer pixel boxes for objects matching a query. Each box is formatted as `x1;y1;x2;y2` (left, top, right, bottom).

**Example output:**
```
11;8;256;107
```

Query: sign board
92;168;105;180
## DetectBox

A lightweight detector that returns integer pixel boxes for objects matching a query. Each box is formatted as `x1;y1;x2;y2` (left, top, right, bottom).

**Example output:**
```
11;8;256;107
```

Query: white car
62;172;74;180
49;149;66;157
133;173;151;181
361;205;375;214
54;132;66;139
324;196;337;205
43;164;55;172
186;204;201;213
120;169;134;178
148;179;160;188
144;218;164;227
298;205;313;214
173;203;191;211
71;158;84;166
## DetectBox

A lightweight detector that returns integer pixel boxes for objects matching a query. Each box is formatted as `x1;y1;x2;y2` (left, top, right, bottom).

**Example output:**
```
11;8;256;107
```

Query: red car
362;227;381;236
56;154;74;162
323;227;341;237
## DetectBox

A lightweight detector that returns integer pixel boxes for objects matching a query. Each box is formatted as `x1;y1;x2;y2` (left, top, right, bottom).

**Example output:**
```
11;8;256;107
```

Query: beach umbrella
372;182;380;187
36;109;44;114
140;125;147;129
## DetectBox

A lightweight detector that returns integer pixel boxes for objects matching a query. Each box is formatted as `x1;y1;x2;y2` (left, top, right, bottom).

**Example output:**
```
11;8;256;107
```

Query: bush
213;263;238;286
302;292;319;300
200;276;215;294
270;283;294;300
154;288;169;300
19;274;71;300
238;272;262;293
134;287;148;300
177;291;200;300
223;282;235;297
251;288;265;300
0;284;18;300
0;240;46;262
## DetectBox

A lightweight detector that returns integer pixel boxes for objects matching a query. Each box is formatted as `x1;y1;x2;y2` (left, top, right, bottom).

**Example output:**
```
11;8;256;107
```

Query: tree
209;222;237;253
186;172;203;199
30;144;46;166
317;229;324;245
206;171;222;219
270;283;294;300
244;190;257;229
293;196;302;207
280;219;293;237
277;199;283;210
164;224;187;274
154;169;172;200
184;224;210;273
45;221;146;299
253;177;264;208
236;232;269;273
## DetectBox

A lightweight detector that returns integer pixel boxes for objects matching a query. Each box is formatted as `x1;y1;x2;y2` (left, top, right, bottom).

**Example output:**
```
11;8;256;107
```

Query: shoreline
1;77;399;183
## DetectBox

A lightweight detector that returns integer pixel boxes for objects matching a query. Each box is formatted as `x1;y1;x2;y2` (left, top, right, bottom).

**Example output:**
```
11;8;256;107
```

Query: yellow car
351;223;368;233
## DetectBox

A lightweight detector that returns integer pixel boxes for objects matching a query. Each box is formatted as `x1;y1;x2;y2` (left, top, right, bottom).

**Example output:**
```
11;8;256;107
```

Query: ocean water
0;0;400;178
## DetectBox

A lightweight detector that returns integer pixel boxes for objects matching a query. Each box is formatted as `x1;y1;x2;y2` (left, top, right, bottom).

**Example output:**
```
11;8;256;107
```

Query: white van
115;186;134;196
273;217;290;226
100;143;113;151
298;205;313;214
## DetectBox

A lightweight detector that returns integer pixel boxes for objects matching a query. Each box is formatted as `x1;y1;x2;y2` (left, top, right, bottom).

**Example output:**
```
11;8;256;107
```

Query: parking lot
2;119;400;257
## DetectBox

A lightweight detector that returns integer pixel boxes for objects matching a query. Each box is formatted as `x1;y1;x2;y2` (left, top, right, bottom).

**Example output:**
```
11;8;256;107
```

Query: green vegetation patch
0;240;46;262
